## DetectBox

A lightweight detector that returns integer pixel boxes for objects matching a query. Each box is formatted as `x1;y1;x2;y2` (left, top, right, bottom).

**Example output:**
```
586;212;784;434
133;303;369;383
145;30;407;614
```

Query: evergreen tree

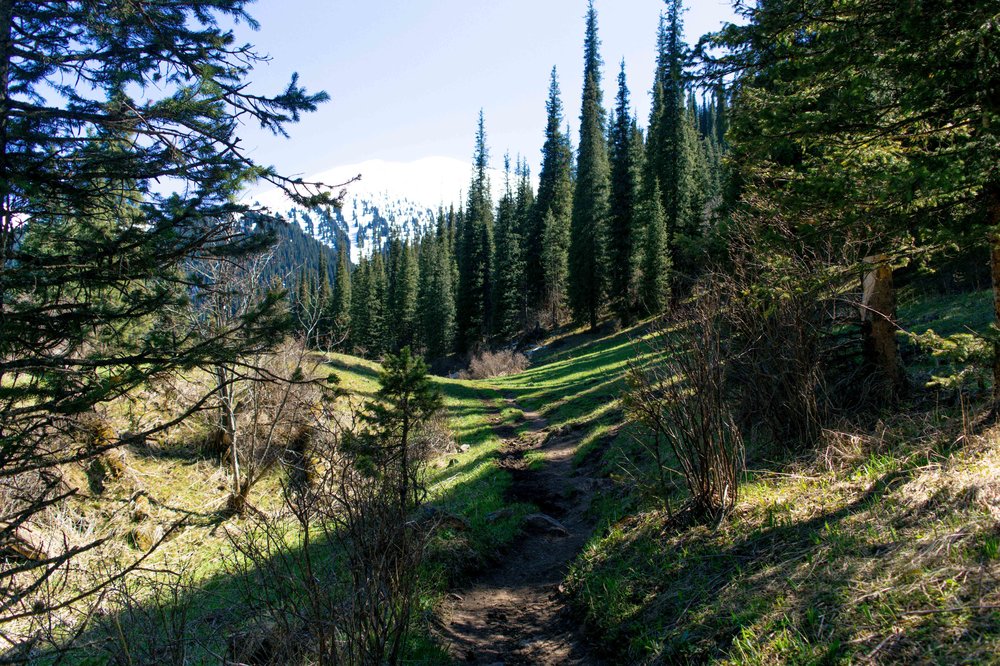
646;1;708;286
369;250;389;357
350;258;371;354
0;0;329;626
456;112;495;351
514;158;536;327
608;61;645;324
640;181;671;315
330;244;352;348
419;217;457;360
531;68;575;325
493;156;527;341
386;235;418;352
396;242;419;351
569;1;612;330
315;253;332;348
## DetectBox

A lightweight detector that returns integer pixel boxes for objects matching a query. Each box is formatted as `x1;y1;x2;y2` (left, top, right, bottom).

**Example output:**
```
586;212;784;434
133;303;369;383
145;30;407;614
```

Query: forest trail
437;395;606;665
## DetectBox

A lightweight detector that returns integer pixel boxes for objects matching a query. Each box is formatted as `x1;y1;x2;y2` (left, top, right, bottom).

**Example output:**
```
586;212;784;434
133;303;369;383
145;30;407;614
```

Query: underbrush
567;405;1000;664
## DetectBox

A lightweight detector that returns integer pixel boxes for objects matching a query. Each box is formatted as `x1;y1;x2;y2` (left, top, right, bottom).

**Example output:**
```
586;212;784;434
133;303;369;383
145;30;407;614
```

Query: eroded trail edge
437;396;606;665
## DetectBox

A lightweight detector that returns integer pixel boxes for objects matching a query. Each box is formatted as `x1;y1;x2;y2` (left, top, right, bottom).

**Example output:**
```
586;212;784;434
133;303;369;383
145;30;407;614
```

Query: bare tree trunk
861;254;907;397
217;365;242;512
987;182;1000;411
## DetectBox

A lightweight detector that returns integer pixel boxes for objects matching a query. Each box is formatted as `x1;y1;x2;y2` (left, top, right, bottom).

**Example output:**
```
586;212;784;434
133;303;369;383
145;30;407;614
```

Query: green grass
898;288;992;338
31;289;1000;664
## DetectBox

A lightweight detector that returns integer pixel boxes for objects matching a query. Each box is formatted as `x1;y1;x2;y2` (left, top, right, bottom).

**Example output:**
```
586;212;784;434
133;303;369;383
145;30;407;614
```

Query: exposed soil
437;396;607;665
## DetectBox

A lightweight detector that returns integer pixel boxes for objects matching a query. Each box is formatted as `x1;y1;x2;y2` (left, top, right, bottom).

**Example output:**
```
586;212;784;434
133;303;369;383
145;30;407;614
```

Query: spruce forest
3;1;1000;664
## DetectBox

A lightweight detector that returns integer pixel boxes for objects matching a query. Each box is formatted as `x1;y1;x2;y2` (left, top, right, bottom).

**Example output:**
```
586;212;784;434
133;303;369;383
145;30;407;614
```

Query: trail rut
437;396;606;665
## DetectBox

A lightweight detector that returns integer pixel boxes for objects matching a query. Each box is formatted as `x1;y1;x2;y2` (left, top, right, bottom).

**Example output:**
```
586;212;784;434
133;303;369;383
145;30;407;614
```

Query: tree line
289;0;728;362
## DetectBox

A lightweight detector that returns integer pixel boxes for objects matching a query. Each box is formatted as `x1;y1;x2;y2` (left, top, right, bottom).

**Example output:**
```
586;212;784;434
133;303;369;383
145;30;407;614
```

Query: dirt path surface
437;396;606;665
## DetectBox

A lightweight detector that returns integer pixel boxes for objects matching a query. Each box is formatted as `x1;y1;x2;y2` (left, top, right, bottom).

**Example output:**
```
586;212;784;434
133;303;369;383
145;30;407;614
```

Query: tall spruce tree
493;155;527;341
646;1;708;286
608;61;645;324
456;112;495;351
350;257;371;354
569;1;612;330
514;159;536;328
330;244;352;348
640;180;671;315
315;253;332;348
424;214;457;359
0;0;331;632
532;68;575;324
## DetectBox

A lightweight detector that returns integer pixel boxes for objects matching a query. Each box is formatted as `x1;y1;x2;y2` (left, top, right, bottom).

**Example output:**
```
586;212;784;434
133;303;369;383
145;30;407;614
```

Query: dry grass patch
568;406;1000;664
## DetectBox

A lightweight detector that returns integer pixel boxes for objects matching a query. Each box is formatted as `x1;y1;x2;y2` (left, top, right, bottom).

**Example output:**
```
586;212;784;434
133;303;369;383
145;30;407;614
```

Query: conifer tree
493;156;527;341
386;236;418;352
640;181;671;315
514;159;536;327
419;218;457;360
532;68;575;325
608;61;645;324
315;253;332;348
350;258;371;354
456;112;495;351
646;1;708;286
330;244;352;349
569;1;612;330
0;0;332;629
369;250;389;357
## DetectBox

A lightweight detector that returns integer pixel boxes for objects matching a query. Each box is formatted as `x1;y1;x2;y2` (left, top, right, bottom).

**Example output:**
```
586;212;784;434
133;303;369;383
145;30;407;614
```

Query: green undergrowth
558;291;1000;664
568;407;1000;664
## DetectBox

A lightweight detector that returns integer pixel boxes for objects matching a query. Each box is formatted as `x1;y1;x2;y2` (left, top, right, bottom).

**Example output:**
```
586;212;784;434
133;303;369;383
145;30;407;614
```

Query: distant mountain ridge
248;156;511;262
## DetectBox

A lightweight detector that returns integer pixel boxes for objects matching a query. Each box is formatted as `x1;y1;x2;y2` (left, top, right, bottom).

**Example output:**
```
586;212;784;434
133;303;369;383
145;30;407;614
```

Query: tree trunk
217;365;242;512
861;254;907;397
987;182;1000;410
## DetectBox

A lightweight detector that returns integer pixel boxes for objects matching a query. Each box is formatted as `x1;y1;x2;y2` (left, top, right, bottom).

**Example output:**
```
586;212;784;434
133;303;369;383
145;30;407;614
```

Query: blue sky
234;1;739;182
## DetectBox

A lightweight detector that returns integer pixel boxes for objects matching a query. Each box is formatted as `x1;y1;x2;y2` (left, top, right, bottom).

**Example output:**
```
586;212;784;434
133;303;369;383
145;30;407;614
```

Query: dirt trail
437;396;606;665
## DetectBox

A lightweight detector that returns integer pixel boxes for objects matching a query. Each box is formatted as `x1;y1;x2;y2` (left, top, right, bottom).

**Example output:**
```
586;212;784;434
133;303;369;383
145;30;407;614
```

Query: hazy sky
233;1;739;186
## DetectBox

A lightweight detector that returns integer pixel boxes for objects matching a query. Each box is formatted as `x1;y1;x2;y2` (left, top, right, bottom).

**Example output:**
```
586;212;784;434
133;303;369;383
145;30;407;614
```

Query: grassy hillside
14;291;999;664
423;294;1000;663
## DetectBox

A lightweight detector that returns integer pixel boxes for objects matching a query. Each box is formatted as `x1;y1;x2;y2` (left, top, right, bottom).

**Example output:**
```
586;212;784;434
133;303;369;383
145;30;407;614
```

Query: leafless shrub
720;218;839;450
625;294;745;519
466;349;529;379
203;338;334;515
411;413;455;456
227;349;440;665
87;566;196;666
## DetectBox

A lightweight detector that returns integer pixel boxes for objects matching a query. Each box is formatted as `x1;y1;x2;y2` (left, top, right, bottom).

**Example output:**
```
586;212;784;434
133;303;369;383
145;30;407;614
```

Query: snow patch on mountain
245;156;510;263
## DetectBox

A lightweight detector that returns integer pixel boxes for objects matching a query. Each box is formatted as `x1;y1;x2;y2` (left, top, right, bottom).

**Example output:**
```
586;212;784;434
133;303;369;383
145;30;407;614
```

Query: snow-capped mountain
246;156;508;262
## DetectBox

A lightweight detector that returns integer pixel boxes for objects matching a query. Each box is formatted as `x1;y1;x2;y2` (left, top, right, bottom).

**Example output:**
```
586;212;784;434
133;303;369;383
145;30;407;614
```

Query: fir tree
514;158;536;327
315;253;332;348
369;250;389;357
419;217;457;360
640;181;671;315
456;112;495;351
350;258;371;354
330;244;352;348
0;0;329;624
493;155;527;341
531;68;575;325
568;1;611;330
608;61;645;324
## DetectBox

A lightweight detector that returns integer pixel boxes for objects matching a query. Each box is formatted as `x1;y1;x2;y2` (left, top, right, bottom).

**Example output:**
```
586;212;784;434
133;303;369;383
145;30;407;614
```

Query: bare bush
227;348;441;665
719;218;840;450
625;295;745;519
88;567;196;666
466;349;529;379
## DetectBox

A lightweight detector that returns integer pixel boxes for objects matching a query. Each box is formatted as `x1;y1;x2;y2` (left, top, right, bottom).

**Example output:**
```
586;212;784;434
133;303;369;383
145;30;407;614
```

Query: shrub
466;349;529;379
625;295;745;519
